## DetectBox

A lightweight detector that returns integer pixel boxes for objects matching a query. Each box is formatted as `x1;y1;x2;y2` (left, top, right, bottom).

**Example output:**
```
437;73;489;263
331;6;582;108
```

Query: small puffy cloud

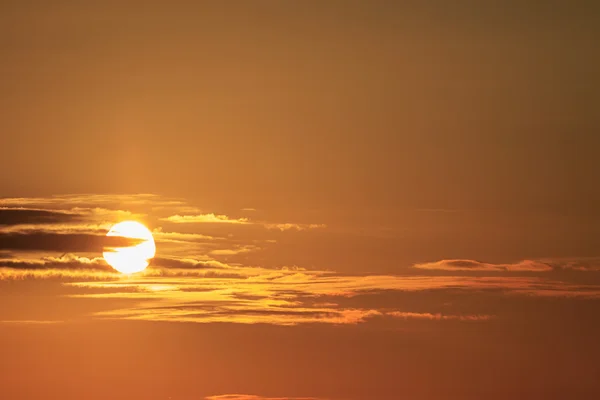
413;259;553;272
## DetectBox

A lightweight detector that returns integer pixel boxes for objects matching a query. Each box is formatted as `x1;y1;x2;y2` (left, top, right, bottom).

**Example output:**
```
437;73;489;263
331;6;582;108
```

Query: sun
103;221;156;274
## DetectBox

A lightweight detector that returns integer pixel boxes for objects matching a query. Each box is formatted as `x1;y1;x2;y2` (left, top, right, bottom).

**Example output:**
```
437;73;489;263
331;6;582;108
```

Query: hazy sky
1;1;599;399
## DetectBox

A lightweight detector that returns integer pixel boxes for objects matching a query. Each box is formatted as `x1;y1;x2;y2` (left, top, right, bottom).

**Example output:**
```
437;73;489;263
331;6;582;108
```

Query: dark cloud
0;208;81;226
0;232;143;253
0;254;111;271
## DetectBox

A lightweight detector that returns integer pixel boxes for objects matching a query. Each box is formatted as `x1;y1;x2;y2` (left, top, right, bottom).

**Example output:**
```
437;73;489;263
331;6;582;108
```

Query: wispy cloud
0;194;183;209
387;311;493;321
2;194;599;328
58;264;600;325
152;229;218;243
264;223;326;231
413;259;553;272
160;213;325;231
209;245;260;256
0;320;63;325
0;232;143;253
161;213;250;224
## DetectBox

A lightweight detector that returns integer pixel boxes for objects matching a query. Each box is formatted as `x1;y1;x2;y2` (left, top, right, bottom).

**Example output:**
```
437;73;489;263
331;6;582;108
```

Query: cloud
0;207;83;226
152;257;229;270
264;223;326;231
2;195;598;328
59;265;600;326
162;213;326;232
387;311;493;321
413;259;553;272
0;320;63;325
0;208;74;225
0;194;183;209
537;257;600;272
210;245;260;256
0;253;110;271
0;222;111;235
152;229;217;243
162;213;250;224
0;267;117;280
0;232;143;253
2;249;599;325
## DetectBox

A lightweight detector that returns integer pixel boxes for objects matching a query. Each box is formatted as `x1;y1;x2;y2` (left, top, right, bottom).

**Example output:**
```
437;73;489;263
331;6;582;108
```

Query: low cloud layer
1;194;599;327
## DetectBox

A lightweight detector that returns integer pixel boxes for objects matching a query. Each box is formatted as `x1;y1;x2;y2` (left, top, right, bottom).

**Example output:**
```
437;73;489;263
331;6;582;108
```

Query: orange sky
1;2;599;399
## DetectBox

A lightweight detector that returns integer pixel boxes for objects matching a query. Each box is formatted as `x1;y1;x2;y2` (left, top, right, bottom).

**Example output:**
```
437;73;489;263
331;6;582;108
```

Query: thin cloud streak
413;258;600;272
162;214;250;224
413;259;553;272
0;320;63;325
161;213;326;231
264;223;327;231
387;311;493;321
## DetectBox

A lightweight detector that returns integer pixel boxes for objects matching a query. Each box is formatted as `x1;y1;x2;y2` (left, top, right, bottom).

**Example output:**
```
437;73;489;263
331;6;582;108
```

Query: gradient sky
1;1;599;399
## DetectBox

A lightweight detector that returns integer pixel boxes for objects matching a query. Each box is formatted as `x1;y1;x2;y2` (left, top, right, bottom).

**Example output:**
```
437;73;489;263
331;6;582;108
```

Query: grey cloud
0;208;82;226
0;232;143;253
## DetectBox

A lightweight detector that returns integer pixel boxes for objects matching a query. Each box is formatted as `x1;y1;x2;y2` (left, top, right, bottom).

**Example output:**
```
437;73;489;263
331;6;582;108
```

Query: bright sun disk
103;221;156;274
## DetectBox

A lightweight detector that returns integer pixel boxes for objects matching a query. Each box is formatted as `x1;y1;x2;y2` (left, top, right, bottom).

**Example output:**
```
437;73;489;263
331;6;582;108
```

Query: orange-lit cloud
152;229;218;243
162;213;250;224
58;264;600;325
264;223;327;231
161;212;325;231
0;320;63;324
413;259;553;272
209;245;260;256
2;194;599;328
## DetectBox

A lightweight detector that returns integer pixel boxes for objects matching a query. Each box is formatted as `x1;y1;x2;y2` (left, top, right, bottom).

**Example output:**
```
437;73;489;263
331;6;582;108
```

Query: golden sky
1;1;599;399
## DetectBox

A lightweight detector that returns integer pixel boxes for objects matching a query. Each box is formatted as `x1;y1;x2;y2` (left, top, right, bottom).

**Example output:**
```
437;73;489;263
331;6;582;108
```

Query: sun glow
103;221;156;274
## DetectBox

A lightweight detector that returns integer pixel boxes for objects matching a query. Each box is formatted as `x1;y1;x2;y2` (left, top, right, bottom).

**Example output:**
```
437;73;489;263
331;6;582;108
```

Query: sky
1;1;599;399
